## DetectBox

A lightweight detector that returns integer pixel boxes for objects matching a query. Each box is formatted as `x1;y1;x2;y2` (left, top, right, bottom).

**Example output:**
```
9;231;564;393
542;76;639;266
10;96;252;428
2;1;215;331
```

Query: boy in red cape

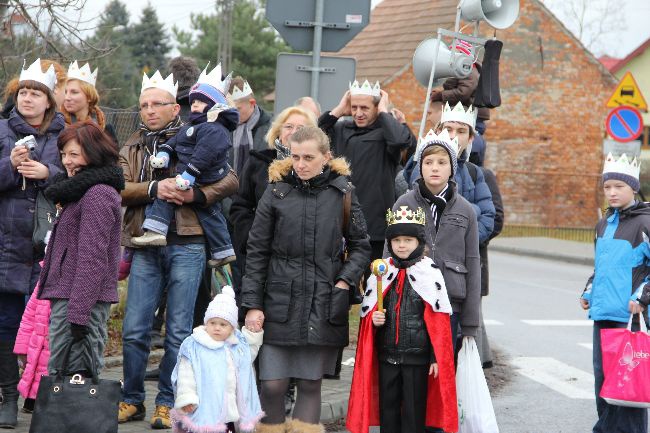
347;205;458;433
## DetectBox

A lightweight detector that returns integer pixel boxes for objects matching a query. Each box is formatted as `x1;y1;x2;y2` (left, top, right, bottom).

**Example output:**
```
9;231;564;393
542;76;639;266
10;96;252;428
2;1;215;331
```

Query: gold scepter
371;259;388;311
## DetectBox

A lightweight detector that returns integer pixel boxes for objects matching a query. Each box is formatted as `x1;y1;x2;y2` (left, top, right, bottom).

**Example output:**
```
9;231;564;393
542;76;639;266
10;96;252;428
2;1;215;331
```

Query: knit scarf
232;105;260;174
274;138;291;160
138;116;183;182
418;179;450;230
44;166;125;205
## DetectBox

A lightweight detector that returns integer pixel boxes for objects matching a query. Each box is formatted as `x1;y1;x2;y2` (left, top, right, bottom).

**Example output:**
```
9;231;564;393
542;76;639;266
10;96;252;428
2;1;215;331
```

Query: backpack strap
466;161;478;185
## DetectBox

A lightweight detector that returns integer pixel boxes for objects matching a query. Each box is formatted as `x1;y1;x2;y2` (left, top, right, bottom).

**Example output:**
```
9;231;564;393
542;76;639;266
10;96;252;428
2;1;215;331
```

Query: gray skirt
258;343;338;380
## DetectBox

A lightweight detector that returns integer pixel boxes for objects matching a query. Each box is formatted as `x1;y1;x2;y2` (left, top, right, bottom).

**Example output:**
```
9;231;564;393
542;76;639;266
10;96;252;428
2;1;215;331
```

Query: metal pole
416;30;442;149
310;0;324;99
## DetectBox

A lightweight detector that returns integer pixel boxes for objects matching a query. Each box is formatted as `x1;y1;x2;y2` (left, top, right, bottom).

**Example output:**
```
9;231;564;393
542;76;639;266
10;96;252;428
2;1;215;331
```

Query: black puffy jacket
241;157;371;347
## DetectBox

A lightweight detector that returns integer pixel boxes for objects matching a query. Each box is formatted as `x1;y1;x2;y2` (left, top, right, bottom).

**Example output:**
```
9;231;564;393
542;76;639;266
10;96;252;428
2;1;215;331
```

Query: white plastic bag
456;336;499;433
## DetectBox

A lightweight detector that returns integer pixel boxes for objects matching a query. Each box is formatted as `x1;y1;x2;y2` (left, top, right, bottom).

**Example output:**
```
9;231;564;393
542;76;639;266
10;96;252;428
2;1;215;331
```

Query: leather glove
70;323;88;342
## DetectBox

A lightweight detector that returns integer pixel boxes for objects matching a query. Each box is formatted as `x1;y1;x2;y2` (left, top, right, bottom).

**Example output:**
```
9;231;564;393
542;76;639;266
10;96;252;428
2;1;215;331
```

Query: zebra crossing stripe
511;357;594;400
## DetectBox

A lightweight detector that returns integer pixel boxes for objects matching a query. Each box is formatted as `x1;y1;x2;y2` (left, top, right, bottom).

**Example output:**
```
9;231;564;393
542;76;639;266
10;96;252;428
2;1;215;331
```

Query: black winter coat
319;112;412;241
230;148;276;276
241;157;371;347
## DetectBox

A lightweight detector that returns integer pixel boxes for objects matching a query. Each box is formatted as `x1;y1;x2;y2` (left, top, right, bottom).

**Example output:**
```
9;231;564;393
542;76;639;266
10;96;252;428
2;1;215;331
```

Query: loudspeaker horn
460;0;520;29
412;38;474;87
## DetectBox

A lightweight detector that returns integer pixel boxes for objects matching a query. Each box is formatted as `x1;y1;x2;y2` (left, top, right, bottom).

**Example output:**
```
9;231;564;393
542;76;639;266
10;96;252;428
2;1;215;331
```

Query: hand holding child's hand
17;354;26;369
429;363;438;378
182;404;196;414
372;310;386;327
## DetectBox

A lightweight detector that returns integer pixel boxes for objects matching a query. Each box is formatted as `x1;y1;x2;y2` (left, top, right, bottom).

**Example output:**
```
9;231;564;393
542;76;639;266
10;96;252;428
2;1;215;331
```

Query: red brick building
338;0;616;227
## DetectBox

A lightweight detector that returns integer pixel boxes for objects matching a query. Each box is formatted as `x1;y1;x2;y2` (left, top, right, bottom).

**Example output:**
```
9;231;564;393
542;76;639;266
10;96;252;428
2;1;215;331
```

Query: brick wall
382;0;616;228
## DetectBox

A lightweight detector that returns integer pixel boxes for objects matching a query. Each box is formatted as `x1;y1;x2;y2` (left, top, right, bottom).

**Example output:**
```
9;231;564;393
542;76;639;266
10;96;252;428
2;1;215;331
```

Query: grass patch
349;304;360;346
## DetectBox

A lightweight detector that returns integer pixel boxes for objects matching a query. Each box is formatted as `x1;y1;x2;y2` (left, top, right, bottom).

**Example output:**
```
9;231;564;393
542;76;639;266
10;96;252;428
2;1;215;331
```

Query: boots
286;419;324;433
255;421;287;433
0;340;19;429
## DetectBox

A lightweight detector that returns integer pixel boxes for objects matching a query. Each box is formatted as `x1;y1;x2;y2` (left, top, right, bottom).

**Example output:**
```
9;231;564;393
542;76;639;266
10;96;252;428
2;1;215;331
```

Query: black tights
261;378;322;424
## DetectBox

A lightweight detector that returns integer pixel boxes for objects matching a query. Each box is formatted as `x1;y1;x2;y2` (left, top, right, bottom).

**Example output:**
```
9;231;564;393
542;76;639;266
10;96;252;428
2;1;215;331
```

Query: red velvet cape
346;298;458;433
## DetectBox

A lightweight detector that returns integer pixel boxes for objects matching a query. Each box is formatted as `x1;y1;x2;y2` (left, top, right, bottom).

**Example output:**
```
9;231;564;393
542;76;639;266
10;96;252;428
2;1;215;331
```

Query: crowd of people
0;53;647;433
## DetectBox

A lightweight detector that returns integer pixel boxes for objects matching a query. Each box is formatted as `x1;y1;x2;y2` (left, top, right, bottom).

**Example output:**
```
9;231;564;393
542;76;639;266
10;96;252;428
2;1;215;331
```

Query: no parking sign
606;106;644;143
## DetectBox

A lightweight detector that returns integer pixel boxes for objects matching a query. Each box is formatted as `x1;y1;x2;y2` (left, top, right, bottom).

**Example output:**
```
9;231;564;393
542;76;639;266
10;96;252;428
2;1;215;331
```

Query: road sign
266;0;371;52
602;139;641;159
274;53;355;115
606;71;648;112
606;106;644;143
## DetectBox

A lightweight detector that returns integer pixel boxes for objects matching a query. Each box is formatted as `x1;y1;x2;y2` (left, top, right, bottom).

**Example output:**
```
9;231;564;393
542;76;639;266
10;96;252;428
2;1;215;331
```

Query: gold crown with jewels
386;206;426;226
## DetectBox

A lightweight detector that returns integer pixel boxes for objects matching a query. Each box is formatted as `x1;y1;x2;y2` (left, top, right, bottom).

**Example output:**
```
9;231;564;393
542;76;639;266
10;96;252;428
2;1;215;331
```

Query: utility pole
217;0;234;72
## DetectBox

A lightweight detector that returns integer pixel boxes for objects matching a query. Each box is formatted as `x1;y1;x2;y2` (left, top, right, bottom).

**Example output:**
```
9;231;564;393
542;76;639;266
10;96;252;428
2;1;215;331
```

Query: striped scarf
137;116;183;182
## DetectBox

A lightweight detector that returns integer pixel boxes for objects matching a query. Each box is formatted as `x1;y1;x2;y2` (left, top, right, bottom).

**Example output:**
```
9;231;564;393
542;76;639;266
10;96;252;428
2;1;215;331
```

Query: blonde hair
265;106;317;149
3;59;66;103
61;79;106;129
288;126;330;154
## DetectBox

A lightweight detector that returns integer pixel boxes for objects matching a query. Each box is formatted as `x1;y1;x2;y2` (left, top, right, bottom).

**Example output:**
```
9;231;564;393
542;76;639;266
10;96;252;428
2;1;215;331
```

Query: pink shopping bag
599;313;650;408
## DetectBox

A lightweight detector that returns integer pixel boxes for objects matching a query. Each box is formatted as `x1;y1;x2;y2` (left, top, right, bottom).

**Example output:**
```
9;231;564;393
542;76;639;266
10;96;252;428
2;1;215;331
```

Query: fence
102;108;140;146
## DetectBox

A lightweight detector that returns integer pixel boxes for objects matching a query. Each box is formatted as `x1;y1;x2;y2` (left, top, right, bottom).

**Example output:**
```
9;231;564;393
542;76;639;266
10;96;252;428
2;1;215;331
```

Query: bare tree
542;0;626;56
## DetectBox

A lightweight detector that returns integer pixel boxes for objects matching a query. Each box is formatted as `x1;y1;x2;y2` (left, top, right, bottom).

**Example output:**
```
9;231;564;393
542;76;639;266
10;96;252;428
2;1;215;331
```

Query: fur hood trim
268;156;351;182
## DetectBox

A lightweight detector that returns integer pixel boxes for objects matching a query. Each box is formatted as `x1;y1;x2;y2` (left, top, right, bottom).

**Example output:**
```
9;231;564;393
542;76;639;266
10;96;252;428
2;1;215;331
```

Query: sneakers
150;405;172;429
118;402;146;423
132;231;167;247
207;255;236;268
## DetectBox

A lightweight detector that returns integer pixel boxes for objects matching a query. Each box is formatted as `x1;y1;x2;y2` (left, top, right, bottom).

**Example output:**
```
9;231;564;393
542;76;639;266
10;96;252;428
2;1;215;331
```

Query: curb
489;244;593;266
104;348;164;368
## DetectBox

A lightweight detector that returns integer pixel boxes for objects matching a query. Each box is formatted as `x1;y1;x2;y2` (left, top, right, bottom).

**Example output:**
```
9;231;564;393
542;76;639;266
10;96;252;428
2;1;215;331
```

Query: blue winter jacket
0;109;65;295
583;202;650;323
159;108;239;184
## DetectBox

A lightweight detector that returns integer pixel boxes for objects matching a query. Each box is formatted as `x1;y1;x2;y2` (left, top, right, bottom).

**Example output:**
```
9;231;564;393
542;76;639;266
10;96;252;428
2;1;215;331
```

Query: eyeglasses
139;101;175;111
282;123;304;132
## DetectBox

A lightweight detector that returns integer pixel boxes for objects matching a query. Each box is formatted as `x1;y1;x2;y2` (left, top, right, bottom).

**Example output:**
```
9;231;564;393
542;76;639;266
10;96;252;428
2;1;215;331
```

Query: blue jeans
592;320;648;433
121;244;206;407
144;200;234;260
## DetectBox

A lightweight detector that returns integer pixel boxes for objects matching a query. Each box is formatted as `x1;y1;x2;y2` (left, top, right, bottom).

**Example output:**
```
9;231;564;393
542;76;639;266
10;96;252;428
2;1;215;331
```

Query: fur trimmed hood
267;156;351;183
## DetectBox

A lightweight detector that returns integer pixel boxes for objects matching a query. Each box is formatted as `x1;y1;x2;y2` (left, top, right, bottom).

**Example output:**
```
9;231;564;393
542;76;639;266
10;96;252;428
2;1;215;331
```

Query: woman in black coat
230;105;316;291
241;126;370;433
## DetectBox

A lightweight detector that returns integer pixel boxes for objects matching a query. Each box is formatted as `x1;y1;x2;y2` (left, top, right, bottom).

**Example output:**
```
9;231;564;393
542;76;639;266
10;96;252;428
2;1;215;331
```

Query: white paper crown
349;80;380;97
67;61;98;87
414;128;459;162
141;70;178;98
197;63;232;98
231;80;253;100
19;58;56;91
603;153;641;179
440;101;477;131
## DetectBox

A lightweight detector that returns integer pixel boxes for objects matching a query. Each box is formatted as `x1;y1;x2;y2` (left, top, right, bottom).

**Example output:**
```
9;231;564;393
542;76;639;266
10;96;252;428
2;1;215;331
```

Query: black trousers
379;361;429;433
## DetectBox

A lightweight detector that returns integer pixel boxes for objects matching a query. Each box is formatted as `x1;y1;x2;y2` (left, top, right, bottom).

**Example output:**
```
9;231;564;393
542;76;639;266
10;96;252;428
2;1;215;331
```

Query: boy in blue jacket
581;152;650;433
132;63;239;268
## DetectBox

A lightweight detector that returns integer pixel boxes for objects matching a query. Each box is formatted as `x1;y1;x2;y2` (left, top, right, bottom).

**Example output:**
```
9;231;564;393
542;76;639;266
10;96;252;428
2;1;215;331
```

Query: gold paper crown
386;206;426;226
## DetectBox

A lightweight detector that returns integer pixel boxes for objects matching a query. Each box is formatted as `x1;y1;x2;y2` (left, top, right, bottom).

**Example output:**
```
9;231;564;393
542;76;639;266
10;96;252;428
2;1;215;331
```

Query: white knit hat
204;285;239;329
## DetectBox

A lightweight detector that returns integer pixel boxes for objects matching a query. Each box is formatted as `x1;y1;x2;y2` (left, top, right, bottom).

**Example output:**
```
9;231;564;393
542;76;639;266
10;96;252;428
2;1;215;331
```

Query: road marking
341;357;355;367
522;320;592;326
578;343;593;350
484;319;504;326
511;357;594;400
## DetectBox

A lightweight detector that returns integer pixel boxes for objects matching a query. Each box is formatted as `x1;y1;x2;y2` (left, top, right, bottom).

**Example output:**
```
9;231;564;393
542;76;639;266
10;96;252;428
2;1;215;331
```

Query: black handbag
32;191;57;255
29;340;121;433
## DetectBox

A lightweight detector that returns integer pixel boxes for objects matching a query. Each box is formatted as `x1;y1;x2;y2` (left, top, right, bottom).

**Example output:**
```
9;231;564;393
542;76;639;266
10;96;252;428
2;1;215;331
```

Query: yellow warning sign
606;71;648;112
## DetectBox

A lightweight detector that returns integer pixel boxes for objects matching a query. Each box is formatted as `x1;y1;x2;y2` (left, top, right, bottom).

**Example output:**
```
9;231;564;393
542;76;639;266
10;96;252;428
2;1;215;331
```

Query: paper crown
67;61;98;87
231;80;253;100
349;80;380;97
440;101;477;131
387;206;426;226
141;70;178;98
19;58;56;91
196;63;231;99
414;128;459;162
603;153;640;179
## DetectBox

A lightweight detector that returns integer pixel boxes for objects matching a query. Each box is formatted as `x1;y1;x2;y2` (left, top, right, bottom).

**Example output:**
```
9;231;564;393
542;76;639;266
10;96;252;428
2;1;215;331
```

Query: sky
75;0;649;59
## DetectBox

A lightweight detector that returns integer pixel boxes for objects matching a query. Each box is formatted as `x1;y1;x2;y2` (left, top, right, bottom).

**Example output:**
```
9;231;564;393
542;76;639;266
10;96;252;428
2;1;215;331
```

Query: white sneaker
132;231;167;247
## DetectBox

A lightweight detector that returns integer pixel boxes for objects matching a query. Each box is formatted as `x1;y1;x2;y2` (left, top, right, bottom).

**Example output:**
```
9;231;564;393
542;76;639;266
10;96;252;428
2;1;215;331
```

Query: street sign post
602;138;641;159
266;0;370;104
273;53;356;116
606;71;648;112
606;106;644;143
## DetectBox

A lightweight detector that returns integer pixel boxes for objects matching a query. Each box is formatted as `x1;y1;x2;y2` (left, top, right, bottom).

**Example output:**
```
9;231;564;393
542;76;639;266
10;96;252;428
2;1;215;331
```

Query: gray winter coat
393;182;481;336
241;157;371;347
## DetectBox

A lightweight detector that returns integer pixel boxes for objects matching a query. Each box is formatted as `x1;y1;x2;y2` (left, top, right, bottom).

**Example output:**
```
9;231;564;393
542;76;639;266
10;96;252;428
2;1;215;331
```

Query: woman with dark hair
241;126;371;433
36;120;124;379
0;59;65;428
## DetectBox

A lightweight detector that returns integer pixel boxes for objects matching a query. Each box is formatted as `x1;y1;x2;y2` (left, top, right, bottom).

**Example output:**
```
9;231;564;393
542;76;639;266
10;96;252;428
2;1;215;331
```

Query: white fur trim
360;256;452;317
192;326;238;349
174;357;199;409
224;349;239;422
